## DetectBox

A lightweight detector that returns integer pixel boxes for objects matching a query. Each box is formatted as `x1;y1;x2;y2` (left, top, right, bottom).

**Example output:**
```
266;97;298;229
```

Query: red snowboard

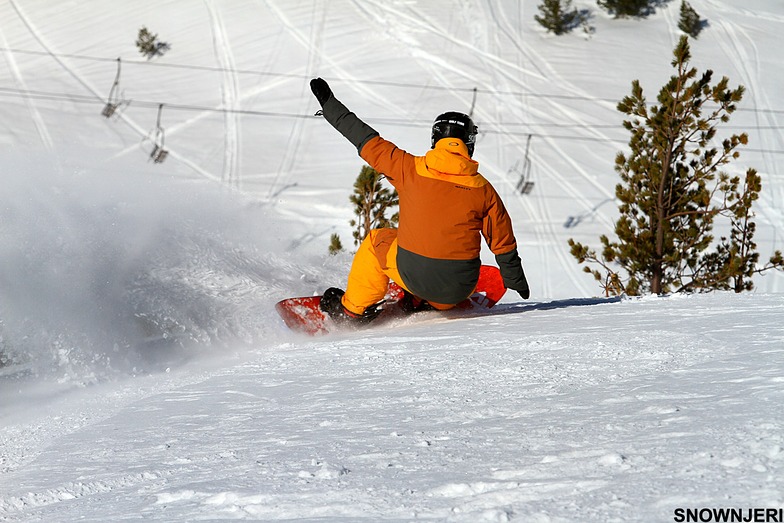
276;265;507;336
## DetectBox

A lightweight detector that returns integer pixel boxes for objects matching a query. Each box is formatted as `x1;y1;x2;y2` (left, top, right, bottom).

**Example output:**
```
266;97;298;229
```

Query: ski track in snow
0;31;54;153
6;0;96;98
259;0;323;200
702;0;784;22
204;0;242;189
713;18;784;232
351;0;548;83
261;0;416;200
265;0;325;201
6;0;223;184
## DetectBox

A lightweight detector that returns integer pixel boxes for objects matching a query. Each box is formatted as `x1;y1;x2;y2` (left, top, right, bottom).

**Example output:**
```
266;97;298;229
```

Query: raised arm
310;78;379;153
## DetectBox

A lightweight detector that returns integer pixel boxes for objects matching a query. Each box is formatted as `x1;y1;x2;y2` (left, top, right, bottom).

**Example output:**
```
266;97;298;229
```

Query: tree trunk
651;259;663;294
652;179;667;295
652;191;666;294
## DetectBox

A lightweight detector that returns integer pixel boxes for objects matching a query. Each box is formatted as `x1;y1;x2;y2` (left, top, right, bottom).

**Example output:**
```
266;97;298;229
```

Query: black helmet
431;111;478;157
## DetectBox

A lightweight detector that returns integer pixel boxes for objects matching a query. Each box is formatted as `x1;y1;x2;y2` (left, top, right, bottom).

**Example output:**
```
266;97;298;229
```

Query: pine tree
349;165;399;246
0;328;11;368
328;233;343;255
596;0;651;18
569;36;783;296
535;0;582;35
136;26;170;60
678;0;703;38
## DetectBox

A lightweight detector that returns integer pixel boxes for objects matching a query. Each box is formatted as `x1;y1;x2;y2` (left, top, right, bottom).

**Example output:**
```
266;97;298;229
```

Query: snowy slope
2;293;783;522
1;1;783;521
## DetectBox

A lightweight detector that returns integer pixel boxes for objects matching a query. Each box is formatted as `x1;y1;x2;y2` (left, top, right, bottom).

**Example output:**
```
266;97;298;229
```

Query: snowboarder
310;77;530;324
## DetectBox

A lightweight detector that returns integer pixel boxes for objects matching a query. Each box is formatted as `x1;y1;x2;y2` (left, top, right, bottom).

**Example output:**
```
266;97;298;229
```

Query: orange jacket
361;136;517;259
360;135;518;303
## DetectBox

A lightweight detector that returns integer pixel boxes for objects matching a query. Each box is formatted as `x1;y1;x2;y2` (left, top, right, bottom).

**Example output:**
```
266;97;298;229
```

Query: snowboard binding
320;288;383;325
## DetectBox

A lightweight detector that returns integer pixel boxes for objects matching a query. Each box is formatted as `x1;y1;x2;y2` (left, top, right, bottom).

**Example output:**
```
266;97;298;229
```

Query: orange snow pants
341;229;455;314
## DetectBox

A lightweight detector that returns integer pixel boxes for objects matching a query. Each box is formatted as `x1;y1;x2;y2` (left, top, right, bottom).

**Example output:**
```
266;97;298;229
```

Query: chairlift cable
2;45;784;116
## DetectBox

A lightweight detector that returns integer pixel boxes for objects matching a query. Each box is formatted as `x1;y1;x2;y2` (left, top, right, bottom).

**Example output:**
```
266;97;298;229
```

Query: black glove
506;270;530;300
310;77;333;106
513;266;530;299
496;248;530;300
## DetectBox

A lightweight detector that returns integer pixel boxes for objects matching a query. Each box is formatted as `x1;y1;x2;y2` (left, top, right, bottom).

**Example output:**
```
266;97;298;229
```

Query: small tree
350;165;399;246
535;0;584;35
678;0;703;38
328;233;344;255
569;36;783;296
0;327;11;369
136;26;171;60
596;0;652;18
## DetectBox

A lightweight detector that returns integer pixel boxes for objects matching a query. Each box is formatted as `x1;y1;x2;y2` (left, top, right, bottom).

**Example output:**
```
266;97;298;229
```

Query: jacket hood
425;138;479;176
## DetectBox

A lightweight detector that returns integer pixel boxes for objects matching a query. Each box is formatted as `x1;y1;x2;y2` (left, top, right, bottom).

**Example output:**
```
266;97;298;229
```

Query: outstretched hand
310;77;333;106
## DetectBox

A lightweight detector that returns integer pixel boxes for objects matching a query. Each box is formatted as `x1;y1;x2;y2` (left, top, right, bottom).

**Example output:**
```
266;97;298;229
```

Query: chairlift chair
101;103;119;118
151;143;168;164
149;104;168;163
